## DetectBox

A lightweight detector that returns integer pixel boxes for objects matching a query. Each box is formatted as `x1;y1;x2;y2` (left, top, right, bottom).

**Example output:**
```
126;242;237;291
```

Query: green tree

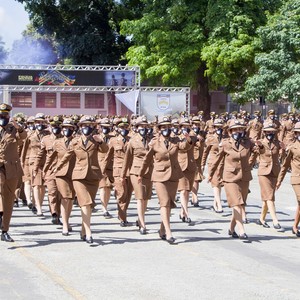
18;0;142;65
242;0;300;107
121;0;282;114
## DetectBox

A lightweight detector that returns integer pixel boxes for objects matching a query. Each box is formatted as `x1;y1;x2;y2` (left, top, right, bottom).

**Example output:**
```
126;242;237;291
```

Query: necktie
235;141;239;149
164;139;169;149
122;138;126;144
142;138;147;148
65;138;70;148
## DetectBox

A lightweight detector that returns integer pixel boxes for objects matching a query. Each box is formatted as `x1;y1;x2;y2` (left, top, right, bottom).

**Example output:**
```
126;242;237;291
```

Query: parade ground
0;169;299;300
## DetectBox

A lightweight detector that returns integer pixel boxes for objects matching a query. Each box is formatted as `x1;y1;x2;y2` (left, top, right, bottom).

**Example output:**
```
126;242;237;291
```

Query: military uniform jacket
56;135;108;180
277;141;300;185
208;137;257;183
177;133;197;173
0;124;27;179
121;134;153;179
34;133;63;177
102;135;130;177
281;120;295;145
138;135;191;182
28;130;51;166
257;138;282;176
98;132;114;172
201;134;222;168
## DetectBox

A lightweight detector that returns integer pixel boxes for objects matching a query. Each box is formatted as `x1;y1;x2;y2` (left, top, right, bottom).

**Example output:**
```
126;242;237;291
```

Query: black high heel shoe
239;233;249;240
179;214;186;222
86;236;94;244
292;229;300;237
166;237;176;244
158;230;166;240
228;229;239;239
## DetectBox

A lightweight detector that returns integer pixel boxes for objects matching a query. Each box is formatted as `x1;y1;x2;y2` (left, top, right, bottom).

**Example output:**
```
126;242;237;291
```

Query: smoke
5;36;58;64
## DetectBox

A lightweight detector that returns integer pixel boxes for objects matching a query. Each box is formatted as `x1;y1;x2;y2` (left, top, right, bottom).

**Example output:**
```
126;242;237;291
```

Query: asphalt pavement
0;169;299;300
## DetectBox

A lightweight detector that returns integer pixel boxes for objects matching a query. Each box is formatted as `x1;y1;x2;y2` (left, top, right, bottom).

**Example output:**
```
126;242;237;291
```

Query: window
61;93;80;108
11;92;32;108
36;93;56;108
85;93;104;109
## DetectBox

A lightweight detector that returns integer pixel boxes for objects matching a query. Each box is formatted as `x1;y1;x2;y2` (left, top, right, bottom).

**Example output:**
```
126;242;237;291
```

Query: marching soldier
247;111;263;141
0;103;27;242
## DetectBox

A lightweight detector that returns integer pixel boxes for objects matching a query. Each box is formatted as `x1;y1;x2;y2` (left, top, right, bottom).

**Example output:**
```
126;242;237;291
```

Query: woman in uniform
276;122;300;237
256;123;284;229
208;119;257;239
191;115;206;207
138;116;191;244
54;115;107;244
202;119;226;213
47;118;76;235
121;116;153;234
177;116;197;223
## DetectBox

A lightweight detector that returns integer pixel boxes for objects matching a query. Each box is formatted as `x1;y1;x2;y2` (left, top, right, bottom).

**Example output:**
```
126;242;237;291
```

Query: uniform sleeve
101;143;114;173
33;137;46;172
277;148;292;185
139;147;154;178
201;140;212;168
208;144;225;178
120;141;134;178
56;141;75;171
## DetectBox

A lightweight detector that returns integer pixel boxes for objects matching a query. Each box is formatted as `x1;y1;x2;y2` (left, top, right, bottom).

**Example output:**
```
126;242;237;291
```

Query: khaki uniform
102;135;133;222
247;118;263;141
56;135;108;207
277;141;300;201
139;135;191;208
208;137;257;207
121;134;153;200
280;119;295;146
0;124;27;231
257;138;282;201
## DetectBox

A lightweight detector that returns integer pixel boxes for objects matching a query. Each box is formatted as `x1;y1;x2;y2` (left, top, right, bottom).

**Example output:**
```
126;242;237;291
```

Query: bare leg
81;205;92;238
137;199;146;229
33;186;43;214
266;200;279;225
160;206;172;239
180;190;189;218
99;187;111;213
24;181;34;205
232;205;245;235
293;204;300;232
260;201;268;222
213;186;222;211
61;198;73;233
191;181;199;203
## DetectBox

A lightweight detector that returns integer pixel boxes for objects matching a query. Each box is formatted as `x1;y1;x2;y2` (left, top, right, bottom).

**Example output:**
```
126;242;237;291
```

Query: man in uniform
0;103;27;242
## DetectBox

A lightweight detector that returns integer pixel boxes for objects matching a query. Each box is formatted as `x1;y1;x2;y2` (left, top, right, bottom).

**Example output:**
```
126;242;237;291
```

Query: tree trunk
196;62;211;120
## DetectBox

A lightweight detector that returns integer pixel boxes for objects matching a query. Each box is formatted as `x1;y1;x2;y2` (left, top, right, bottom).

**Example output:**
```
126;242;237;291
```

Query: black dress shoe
292;229;300;237
243;218;250;224
1;232;14;242
158;230;166;240
273;224;281;230
62;232;69;236
86;236;94;244
179;214;186;222
31;206;37;214
14;200;19;208
186;217;191;223
22;200;28;207
239;233;249;240
228;229;239;238
80;234;86;241
193;202;199;207
28;203;33;210
139;228;147;235
103;211;112;219
166;237;176;244
120;221;129;227
256;220;270;228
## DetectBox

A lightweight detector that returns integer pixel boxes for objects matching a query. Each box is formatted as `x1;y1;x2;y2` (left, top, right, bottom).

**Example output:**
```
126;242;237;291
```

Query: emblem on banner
157;94;170;110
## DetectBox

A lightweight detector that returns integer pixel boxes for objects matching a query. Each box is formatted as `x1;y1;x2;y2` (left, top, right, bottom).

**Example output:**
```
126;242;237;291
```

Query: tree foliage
0;37;7;63
242;0;300;107
17;0;142;64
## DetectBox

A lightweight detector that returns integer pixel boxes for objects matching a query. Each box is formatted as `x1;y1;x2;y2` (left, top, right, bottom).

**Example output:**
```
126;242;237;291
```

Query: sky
0;0;30;50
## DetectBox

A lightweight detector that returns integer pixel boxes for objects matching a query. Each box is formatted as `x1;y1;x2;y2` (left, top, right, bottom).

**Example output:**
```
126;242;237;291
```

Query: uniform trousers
0;168;18;231
114;176;133;222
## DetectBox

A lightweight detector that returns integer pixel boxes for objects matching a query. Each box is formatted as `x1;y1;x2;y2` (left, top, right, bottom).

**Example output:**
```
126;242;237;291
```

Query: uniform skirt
154;181;178;208
73;179;99;207
56;176;75;199
292;184;300;203
258;175;276;201
22;157;31;182
177;169;195;192
208;163;223;188
99;169;114;188
223;181;249;208
130;174;152;200
194;167;204;182
29;166;44;186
